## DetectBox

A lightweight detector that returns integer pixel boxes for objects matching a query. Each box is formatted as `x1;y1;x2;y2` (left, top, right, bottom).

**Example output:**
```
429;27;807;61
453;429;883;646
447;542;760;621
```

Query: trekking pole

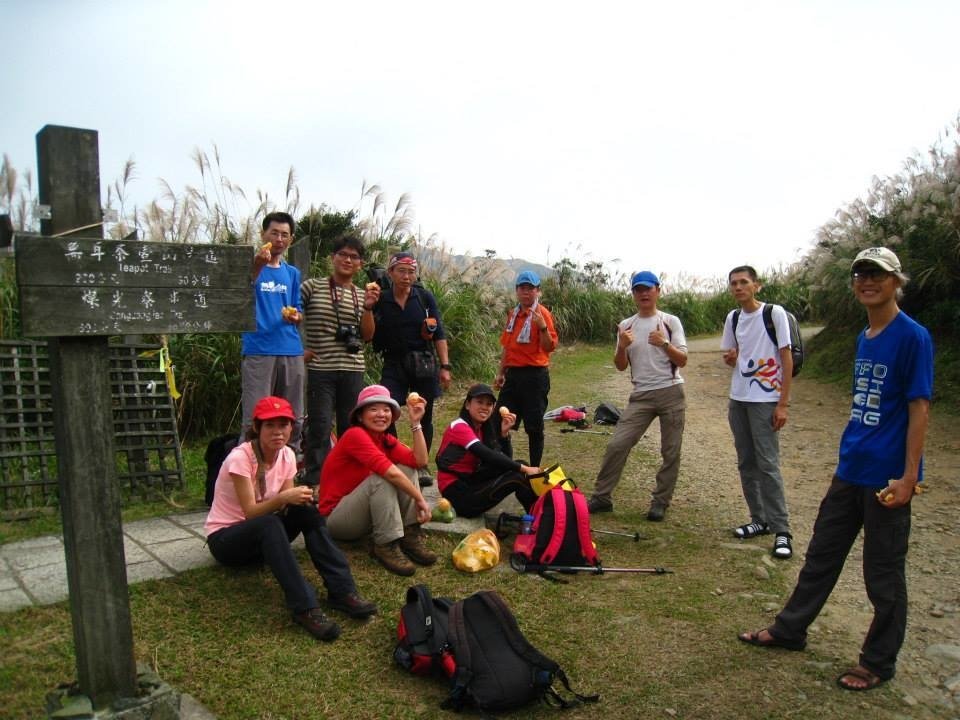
592;528;642;542
559;428;611;436
510;555;671;575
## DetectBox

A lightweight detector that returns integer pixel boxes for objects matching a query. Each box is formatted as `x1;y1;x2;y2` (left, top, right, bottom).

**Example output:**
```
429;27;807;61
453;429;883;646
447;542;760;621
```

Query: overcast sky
3;0;958;287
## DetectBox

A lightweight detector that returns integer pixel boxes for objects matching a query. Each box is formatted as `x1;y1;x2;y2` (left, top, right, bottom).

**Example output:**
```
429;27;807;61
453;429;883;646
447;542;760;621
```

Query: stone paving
0;481;503;614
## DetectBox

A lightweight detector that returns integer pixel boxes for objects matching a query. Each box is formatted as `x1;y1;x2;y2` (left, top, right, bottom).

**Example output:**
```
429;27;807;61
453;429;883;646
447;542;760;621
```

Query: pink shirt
204;442;297;535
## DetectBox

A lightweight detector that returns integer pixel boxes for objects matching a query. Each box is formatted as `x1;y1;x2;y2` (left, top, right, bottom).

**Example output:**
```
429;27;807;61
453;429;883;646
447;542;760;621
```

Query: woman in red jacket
318;385;435;577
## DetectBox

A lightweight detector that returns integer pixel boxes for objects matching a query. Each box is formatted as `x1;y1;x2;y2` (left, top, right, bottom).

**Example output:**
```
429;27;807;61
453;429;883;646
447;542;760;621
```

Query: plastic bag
452;529;501;573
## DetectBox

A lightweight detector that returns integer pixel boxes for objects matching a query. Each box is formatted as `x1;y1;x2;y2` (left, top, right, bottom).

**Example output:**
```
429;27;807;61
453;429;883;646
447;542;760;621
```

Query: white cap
851;247;901;273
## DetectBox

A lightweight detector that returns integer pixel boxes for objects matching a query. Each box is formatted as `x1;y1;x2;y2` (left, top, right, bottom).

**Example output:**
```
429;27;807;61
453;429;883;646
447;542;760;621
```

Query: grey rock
753;565;770;580
925;644;960;664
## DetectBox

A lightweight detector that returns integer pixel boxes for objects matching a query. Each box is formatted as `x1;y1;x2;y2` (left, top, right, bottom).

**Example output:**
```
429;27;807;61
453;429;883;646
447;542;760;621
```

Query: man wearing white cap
587;271;687;520
739;247;933;693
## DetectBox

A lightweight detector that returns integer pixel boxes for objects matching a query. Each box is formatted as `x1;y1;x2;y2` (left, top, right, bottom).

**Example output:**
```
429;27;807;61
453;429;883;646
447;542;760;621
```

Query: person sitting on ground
317;385;436;577
435;383;540;518
204;396;377;643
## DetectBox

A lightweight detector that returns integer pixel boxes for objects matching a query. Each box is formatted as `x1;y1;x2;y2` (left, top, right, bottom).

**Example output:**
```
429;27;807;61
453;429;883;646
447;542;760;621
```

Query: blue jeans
727;400;790;534
207;504;356;614
771;477;911;680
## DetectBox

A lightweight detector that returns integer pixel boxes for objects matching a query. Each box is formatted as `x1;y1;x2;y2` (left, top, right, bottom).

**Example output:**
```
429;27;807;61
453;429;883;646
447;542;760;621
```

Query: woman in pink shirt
205;396;376;641
318;385;434;577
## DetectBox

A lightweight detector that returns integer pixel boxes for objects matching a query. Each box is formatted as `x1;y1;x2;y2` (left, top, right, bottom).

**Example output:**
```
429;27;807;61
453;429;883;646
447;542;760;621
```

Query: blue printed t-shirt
836;311;933;487
242;262;303;356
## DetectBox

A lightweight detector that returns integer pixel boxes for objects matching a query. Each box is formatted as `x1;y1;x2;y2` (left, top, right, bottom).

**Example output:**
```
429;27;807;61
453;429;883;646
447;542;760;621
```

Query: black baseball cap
466;383;496;400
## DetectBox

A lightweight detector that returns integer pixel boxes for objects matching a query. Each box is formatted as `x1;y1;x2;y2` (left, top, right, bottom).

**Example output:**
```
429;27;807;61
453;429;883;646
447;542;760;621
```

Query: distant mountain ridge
415;248;554;289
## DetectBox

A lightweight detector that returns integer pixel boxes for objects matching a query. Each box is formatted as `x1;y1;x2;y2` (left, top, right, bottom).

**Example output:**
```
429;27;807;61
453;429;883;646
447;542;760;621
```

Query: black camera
336;324;363;354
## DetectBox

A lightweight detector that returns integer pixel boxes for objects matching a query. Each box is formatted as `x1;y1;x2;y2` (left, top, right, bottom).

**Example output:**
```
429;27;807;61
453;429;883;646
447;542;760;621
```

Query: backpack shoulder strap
476;591;558;670
443;600;472;711
540;488;568;565
761;303;779;348
571;491;599;565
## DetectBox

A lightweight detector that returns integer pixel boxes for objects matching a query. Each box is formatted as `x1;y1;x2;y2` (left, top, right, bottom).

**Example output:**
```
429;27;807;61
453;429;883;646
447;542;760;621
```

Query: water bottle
520;514;534;535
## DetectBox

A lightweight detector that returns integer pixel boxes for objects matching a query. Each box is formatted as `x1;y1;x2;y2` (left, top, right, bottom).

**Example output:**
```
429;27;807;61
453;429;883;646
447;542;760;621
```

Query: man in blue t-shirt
738;247;934;693
240;211;305;453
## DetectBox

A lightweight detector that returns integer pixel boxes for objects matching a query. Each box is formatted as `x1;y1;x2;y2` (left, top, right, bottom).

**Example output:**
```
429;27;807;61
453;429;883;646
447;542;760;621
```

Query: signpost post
20;125;254;712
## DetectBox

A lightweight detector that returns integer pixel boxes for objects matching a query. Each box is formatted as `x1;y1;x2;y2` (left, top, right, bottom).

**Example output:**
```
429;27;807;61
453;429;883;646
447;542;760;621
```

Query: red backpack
512;486;599;569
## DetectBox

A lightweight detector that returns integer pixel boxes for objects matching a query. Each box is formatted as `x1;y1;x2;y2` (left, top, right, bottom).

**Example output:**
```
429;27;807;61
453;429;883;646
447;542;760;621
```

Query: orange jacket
499;304;558;368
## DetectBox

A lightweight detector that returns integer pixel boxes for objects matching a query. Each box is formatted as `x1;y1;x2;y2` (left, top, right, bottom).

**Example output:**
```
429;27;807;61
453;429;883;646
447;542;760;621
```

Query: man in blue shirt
241;212;305;453
738;247;934;693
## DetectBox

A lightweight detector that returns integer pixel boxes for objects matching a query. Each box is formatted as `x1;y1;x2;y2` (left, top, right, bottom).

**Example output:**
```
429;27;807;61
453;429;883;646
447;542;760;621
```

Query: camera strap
329;277;361;328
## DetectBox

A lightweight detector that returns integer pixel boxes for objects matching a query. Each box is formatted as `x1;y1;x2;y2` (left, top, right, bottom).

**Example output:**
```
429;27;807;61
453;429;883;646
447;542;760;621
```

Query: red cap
252;396;296;422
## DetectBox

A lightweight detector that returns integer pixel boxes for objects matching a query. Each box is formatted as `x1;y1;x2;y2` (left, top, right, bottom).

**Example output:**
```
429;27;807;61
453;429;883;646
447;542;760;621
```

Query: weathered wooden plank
16;235;254;289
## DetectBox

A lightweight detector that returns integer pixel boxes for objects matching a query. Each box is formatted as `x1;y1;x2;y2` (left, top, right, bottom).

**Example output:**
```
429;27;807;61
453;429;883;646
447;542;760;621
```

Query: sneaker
293;608;341;642
371;540;416;576
399;525;438;566
772;533;793;559
733;522;770;539
417;470;435;487
646;504;666;522
587;496;613;514
327;592;378;619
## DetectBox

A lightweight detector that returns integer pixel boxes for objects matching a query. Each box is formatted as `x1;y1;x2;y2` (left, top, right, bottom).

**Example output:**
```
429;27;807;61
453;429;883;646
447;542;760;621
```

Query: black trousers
207;504;357;614
380;359;439;450
771;476;911;680
496;366;550;466
441;464;538;518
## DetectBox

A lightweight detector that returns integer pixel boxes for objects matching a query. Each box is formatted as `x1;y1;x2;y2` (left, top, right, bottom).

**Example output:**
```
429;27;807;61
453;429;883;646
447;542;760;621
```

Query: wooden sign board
15;235;255;337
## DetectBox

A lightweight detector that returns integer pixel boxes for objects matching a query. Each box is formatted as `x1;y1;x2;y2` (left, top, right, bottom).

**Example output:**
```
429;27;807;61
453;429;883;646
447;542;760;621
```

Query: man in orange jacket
494;270;558;467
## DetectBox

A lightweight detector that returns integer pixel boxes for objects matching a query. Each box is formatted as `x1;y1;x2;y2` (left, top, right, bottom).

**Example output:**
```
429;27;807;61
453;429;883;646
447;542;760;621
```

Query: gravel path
677;334;960;713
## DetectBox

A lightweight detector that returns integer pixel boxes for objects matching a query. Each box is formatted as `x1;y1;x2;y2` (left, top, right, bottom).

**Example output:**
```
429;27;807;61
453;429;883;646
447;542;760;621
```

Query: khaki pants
592;384;686;508
325;465;419;545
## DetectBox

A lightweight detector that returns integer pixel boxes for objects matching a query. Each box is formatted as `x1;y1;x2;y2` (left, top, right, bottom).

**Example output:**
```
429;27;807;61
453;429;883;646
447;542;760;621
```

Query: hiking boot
327;591;378;619
646;504;666;522
417;469;435;487
733;522;770;539
371;540;416;576
772;533;793;559
399;525;438;566
293;608;341;642
587;496;613;514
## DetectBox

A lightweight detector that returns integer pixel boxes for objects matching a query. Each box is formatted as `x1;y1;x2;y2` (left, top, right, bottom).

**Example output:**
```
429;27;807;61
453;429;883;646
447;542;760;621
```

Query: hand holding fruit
406;392;426;422
876;481;923;507
363;282;381;308
280;306;300;323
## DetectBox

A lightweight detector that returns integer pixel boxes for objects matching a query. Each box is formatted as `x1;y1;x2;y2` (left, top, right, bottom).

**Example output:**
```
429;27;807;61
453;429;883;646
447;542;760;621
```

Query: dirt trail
673;335;960;710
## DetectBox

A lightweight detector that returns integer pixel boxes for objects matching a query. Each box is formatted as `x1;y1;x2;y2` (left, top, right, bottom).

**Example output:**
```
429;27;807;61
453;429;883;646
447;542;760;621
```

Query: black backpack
732;303;804;377
443;590;599;713
204;433;240;506
593;402;621;425
393;584;456;678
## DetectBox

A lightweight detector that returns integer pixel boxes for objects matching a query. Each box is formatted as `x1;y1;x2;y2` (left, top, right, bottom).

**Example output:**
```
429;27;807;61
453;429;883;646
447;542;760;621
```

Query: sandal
737;629;806;651
836;666;887;692
733;522;770;539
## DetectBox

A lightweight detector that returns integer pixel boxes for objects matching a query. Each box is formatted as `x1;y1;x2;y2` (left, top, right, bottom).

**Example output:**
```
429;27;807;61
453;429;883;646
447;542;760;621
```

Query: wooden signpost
16;125;255;711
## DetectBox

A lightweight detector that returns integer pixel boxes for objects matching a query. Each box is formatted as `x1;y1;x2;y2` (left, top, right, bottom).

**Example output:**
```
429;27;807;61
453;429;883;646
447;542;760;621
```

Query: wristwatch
440;363;453;371
662;340;670;349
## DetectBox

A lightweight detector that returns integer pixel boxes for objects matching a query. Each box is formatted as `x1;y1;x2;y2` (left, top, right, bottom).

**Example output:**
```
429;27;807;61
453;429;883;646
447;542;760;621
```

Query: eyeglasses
852;268;891;282
335;251;362;262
